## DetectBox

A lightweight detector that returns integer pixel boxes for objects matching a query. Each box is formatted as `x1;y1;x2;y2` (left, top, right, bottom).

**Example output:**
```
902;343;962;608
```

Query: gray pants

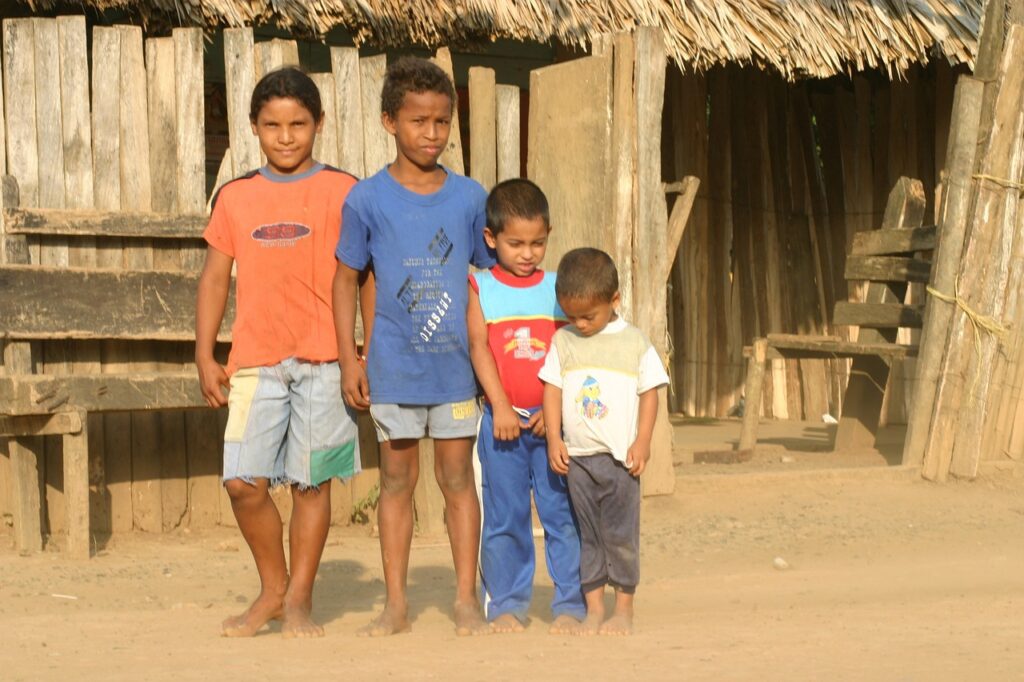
567;453;640;594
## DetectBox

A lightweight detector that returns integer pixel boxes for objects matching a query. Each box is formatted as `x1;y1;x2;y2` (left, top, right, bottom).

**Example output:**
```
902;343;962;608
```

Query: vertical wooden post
468;67;496;189
63;412;90;559
146;37;177;215
330;47;364;177
904;77;985;467
223;28;259;176
360;54;393;176
1;175;44;553
174;28;205;215
3;19;39;211
495;84;520;182
311;73;339;167
610;32;635;323
738;339;768;453
431;48;464;175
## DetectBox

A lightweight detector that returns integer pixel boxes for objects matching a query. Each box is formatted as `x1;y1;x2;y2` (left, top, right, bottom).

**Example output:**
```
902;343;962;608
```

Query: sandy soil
2;422;1024;681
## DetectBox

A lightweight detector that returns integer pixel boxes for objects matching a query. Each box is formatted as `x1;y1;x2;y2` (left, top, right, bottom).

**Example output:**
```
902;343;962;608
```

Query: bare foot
356;604;411;637
599;612;634;636
572;612;604;636
281;601;324;639
549;614;581;635
221;592;283;637
453;600;490;636
490;613;525;634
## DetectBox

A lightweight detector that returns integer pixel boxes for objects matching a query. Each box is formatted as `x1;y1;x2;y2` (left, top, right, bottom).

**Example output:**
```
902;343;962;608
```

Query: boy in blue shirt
467;179;585;634
333;57;494;637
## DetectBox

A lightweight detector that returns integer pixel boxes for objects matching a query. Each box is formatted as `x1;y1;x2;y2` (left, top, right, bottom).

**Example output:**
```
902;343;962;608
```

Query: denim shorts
222;358;360;489
369;400;480;443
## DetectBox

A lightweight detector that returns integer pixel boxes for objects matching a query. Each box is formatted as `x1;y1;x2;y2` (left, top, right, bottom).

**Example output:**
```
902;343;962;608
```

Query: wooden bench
737;177;933;456
0;178;221;558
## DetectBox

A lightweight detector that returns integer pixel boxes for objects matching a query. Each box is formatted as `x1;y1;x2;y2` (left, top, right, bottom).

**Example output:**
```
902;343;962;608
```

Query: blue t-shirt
336;167;495;404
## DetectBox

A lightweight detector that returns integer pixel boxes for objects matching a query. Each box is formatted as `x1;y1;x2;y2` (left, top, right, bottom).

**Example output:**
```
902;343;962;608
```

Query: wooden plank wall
666;62;957;421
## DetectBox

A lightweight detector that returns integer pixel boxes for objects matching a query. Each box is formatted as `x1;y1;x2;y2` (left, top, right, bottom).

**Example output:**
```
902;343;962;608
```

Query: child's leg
596;456;640;636
358;437;418;636
433;435;490;635
221;366;290;637
222;478;288;636
281;482;331;638
529;431;585;633
477;408;533;632
565;455;609;636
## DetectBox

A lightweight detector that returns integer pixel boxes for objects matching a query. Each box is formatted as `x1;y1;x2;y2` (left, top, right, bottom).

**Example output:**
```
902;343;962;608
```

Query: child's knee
380;467;416;496
224;477;264;502
435;462;474;495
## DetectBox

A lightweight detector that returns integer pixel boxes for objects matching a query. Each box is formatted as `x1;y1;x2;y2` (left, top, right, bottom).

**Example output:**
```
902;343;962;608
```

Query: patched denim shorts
222;358;360;489
369;400;480;443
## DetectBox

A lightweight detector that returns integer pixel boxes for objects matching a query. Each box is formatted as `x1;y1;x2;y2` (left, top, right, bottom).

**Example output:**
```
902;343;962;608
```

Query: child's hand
548;439;570;475
526;410;546;438
492;404;522;441
625;438;651;477
196;357;229;408
341;361;371;410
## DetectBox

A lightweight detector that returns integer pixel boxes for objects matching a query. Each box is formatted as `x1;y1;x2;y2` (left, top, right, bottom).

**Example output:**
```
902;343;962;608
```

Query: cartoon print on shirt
576;376;609;420
503;326;547;361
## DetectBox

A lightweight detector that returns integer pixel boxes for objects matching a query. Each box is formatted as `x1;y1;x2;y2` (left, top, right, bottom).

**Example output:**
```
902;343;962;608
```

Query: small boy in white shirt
539;247;669;636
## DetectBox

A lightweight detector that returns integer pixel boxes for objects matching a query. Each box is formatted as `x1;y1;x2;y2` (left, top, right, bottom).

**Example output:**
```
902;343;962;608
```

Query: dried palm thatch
19;0;981;79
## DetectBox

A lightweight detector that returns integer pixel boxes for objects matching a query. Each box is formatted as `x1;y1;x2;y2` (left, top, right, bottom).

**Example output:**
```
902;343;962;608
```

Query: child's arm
194;246;233;407
468;287;521;441
626;388;659;477
333;261;370;409
544;382;569;475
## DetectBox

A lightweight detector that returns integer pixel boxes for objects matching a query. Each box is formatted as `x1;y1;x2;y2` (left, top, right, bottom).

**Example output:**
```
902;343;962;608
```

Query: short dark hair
381;56;455;119
556;248;619;302
486;179;550;234
249;67;323;123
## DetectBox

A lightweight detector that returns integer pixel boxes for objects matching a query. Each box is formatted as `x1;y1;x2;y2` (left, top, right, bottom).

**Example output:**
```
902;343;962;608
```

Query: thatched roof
23;0;982;79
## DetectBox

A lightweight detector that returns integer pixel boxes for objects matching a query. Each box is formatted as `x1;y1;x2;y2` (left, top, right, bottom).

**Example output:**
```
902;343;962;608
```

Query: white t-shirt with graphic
539;317;669;464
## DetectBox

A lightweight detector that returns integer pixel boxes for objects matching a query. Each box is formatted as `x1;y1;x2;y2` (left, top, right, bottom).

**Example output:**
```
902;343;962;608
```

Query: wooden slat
223;28;259;176
146;38;177;215
57;17;94;213
118;25;152;216
495;84;520;182
63;418;90;558
254;38;298;81
0;373;207;415
3;19;40;211
310;73;339;167
844;255;931;283
0;266;233;341
431;48;464;174
33;19;66;213
468;67;496;189
91;27;121;217
850;225;937;255
610;32;635;321
766;334;917;359
832;302;925;329
330;47;364;177
360;54;393;176
3;208;206;238
174;28;205;215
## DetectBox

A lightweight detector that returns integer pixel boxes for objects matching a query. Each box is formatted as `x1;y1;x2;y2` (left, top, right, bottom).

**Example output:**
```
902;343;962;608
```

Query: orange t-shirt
204;164;358;375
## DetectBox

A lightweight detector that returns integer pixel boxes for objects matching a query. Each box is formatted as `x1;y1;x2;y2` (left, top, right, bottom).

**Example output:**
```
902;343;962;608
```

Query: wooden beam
0;412;82;437
468;67;497;189
495;84;520;182
2;208;206;239
63;416;90;558
0;266;233;341
737;338;767;454
0;372;209;415
765;334;917;359
832;302;925;329
850;226;937;256
844;256;931;284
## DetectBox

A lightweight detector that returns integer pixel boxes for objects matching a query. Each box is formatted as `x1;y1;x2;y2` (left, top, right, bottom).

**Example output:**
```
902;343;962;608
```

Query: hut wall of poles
665;61;962;426
0;4;985;539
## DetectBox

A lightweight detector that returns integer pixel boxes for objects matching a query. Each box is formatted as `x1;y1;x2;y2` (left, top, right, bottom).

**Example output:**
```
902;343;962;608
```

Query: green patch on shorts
310;441;357;485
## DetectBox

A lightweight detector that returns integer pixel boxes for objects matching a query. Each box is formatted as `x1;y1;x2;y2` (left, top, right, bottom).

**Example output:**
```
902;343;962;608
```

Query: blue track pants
478;406;585;622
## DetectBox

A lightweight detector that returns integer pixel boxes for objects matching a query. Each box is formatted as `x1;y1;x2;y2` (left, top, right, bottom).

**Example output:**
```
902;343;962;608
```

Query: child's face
381;90;453;170
559;293;620;337
484;216;549;278
251;96;323;176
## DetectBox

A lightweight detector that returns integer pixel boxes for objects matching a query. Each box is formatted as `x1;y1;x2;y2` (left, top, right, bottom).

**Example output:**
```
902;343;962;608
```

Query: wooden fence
0;19;527;542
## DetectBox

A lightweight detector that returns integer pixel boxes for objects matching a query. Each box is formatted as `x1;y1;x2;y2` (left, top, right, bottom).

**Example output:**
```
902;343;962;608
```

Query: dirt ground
3;419;1024;681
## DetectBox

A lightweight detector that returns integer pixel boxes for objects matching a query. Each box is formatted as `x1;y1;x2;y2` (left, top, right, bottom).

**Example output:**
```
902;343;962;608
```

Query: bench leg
738;339;768;454
63;412;90;559
9;437;44;554
834;355;890;451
